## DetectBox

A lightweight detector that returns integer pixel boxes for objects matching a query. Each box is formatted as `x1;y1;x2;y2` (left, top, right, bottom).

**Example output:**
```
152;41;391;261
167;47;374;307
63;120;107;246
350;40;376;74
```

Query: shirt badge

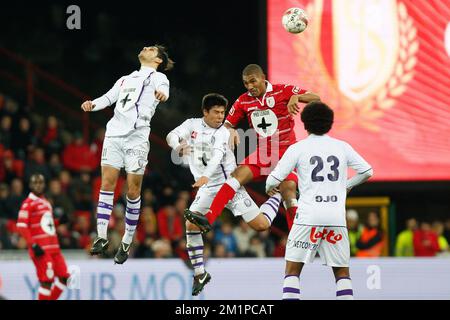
266;96;275;108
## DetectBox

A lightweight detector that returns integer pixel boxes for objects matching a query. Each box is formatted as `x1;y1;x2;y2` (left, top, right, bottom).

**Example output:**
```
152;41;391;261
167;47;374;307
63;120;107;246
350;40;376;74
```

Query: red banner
268;0;450;181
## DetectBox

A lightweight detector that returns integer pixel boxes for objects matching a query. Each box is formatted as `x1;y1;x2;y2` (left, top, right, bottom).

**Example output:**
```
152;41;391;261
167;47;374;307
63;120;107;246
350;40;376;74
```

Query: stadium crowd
1;93;450;261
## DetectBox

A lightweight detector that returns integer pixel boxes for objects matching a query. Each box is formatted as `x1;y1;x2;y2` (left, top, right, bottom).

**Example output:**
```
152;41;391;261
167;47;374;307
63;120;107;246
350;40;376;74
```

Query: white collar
139;66;156;74
248;80;273;96
29;192;39;200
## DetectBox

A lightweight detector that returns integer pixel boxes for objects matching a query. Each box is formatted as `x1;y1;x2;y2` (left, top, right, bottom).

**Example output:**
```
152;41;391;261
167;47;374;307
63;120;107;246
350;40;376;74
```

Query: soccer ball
282;7;308;34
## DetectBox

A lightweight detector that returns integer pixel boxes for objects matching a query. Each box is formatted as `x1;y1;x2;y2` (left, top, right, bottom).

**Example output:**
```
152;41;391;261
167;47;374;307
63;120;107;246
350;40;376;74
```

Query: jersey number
310;156;339;182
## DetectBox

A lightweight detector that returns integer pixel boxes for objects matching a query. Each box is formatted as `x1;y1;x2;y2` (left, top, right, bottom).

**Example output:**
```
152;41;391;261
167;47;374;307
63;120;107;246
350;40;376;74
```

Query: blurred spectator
214;222;238;257
0;115;12;149
58;170;72;194
11;117;34;160
62;132;97;173
233;219;256;256
72;215;94;250
213;243;229;258
259;229;275;256
41;116;63;154
6;178;25;216
134;206;158;258
346;209;362;257
245;235;267;258
48;153;63;179
273;236;287;257
444;218;450;244
413;221;440;257
356;211;384;257
0;183;14;220
47;178;75;225
152;239;173;258
142;188;157;208
395;218;417;257
0;150;24;184
89;128;105;169
432;221;449;254
157;203;184;243
24;147;51;182
71;171;93;211
104;215;125;258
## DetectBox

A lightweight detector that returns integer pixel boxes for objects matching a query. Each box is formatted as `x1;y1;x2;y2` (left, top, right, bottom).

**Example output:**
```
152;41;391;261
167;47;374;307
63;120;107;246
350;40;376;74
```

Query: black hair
300;101;334;135
155;45;174;72
242;64;264;76
201;93;228;112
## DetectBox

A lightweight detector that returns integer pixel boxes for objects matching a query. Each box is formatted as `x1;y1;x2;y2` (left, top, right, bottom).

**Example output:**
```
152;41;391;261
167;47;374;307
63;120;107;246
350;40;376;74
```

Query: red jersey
16;193;60;254
226;82;306;152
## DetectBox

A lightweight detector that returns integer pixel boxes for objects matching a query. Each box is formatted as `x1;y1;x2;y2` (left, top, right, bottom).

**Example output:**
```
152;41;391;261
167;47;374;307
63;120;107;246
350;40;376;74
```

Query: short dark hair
201;93;228;112
155;45;174;72
242;64;264;76
300;101;334;135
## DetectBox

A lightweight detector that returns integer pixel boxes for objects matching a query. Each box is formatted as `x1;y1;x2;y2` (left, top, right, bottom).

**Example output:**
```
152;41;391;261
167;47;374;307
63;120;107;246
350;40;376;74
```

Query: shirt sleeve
225;99;246;127
266;144;300;192
166;119;192;150
345;142;373;189
345;142;372;173
283;84;307;100
155;73;170;99
92;77;124;111
16;201;33;246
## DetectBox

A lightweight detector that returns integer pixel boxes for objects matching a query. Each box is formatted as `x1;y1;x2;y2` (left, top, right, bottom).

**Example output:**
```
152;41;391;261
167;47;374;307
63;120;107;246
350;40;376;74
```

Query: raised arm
166;119;192;156
287;91;321;116
266;144;300;194
81;77;123;112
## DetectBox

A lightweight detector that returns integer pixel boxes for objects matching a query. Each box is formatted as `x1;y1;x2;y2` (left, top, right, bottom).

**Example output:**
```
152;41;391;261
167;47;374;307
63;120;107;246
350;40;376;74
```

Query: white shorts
285;224;350;267
189;186;260;223
101;128;150;175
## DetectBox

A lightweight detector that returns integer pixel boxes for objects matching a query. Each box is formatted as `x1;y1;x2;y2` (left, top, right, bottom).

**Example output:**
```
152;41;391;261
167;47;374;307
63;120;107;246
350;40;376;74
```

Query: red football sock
50;282;66;300
38;287;52;300
206;183;237;224
286;206;297;230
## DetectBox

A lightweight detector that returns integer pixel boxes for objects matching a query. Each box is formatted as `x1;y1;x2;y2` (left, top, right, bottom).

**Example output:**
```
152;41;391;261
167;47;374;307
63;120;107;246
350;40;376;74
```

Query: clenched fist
81;100;95;112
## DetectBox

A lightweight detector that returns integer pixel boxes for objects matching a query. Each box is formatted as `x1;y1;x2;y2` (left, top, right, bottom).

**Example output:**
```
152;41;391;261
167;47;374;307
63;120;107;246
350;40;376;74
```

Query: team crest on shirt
191;131;197;139
40;212;56;236
265;96;275;108
250;109;279;137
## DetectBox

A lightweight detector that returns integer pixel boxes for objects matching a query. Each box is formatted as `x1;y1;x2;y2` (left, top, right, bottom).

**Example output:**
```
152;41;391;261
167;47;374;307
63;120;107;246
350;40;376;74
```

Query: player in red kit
185;64;320;232
16;174;70;300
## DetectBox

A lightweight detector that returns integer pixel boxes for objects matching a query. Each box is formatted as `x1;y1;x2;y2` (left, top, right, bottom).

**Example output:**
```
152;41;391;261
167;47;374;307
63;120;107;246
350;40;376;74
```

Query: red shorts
240;148;298;183
31;251;69;283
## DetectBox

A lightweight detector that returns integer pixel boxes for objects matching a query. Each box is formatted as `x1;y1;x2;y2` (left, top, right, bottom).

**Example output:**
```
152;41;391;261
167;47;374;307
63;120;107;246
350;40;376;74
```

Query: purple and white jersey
266;134;372;227
92;66;169;137
167;118;236;188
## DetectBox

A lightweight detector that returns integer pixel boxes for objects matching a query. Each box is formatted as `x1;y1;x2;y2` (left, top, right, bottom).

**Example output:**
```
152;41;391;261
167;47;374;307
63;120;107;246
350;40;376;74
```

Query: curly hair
300;101;334;135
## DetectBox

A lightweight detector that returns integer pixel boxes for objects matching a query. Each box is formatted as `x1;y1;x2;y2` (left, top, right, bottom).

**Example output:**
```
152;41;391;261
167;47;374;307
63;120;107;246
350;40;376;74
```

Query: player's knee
231;166;253;185
185;220;201;231
101;178;116;191
127;189;141;200
250;217;270;232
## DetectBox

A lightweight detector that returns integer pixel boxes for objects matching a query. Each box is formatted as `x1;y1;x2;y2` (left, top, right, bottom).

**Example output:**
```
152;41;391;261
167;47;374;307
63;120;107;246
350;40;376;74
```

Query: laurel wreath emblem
293;1;419;131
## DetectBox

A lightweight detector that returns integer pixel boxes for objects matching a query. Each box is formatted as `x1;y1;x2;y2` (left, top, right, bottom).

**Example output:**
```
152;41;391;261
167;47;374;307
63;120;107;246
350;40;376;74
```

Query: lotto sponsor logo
309;227;343;244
